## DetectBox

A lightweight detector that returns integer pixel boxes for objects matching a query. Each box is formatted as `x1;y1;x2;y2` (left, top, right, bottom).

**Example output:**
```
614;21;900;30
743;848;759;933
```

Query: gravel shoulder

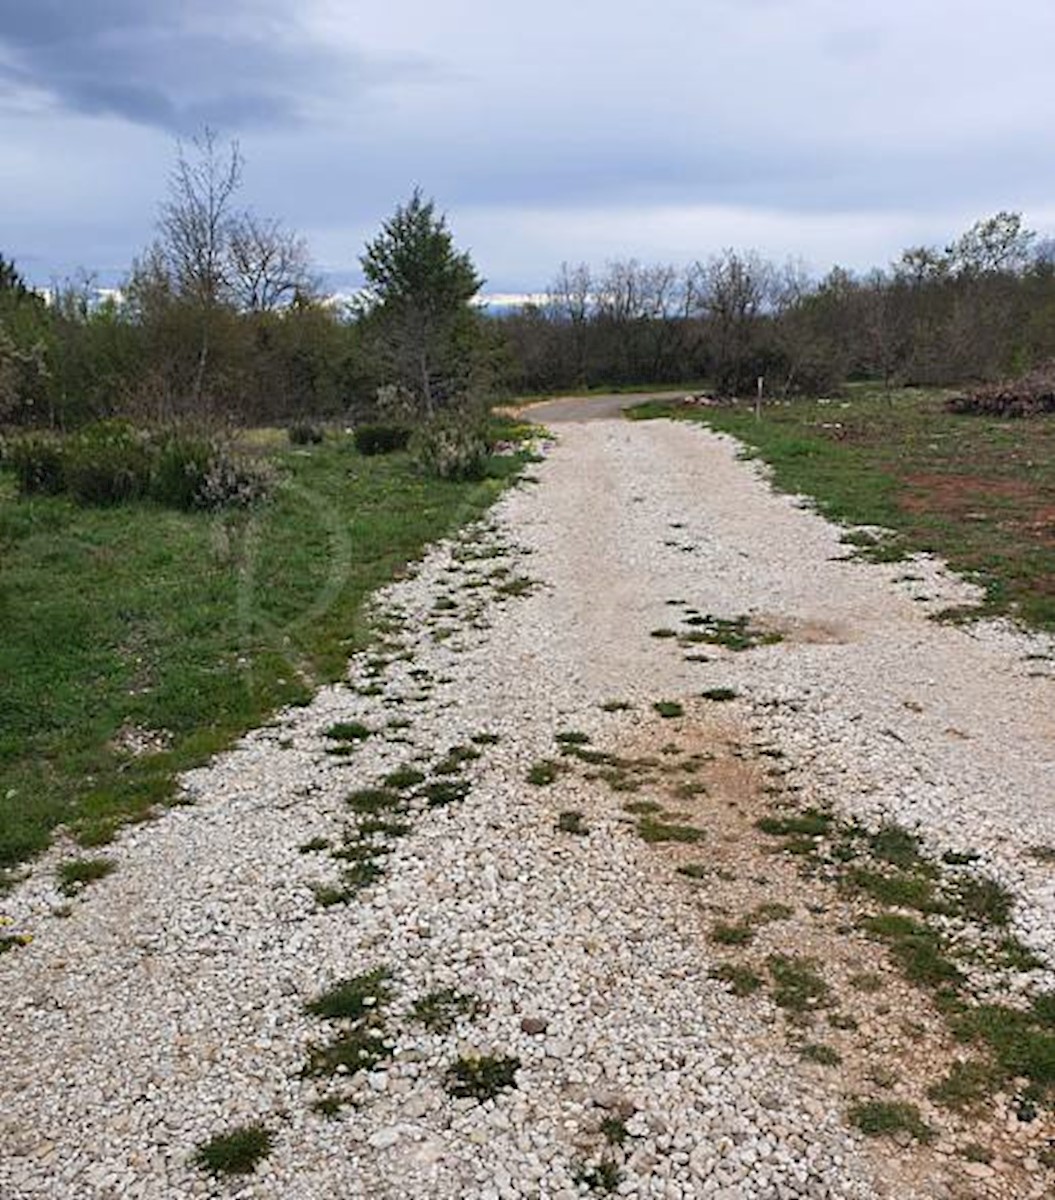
2;416;1054;1199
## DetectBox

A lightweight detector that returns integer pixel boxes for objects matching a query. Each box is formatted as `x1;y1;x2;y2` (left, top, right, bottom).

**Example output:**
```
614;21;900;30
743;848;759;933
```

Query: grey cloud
0;0;425;132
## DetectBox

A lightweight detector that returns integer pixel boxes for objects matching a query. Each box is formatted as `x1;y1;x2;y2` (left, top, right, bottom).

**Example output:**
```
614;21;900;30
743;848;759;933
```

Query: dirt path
2;416;1053;1199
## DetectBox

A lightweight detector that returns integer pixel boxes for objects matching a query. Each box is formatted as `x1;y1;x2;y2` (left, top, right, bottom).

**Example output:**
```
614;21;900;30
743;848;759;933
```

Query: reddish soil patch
899;474;1055;549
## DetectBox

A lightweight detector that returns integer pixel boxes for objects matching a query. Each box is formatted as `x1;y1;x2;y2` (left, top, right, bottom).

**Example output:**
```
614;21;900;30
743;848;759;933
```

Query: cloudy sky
2;0;1054;296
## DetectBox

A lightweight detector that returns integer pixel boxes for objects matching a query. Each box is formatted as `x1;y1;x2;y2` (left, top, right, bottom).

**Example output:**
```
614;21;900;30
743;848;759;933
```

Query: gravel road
2;413;1053;1199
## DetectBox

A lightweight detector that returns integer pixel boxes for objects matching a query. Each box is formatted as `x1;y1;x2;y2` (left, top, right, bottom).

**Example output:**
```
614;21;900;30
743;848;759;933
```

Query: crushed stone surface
2;416;1054;1199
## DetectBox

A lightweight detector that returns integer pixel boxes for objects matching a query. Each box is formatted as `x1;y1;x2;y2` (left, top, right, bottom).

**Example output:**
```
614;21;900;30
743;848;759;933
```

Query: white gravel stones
2;415;1052;1198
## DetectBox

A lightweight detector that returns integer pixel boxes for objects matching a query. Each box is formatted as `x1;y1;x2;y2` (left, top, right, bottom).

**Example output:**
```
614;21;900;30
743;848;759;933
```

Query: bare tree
696;249;775;395
157;128;243;405
228;213;317;312
546;262;593;384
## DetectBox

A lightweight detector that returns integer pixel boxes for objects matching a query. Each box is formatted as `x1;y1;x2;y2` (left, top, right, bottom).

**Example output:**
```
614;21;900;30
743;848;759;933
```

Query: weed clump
527;760;561;786
193;1124;274;1176
653;700;684;719
710;963;765;996
305;969;391;1021
57;857;115;895
574;1159;624;1192
766;954;830;1013
710;921;754;946
445;1054;520;1101
677;863;710;880
346;788;401;814
304;1026;392;1077
799;1043;841;1066
557;810;589;835
926;1060;999;1111
325;721;372;742
679;614;781;652
756;810;832;838
412;988;482;1033
383;766;426;790
637;816;704;844
848;1100;934;1144
421;779;471;807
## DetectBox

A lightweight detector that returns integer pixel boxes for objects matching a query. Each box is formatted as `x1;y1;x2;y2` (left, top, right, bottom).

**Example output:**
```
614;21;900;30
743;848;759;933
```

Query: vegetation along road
2;399;1055;1199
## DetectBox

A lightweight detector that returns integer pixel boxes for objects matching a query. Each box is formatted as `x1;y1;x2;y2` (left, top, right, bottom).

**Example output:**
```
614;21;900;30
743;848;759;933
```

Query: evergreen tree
360;189;482;414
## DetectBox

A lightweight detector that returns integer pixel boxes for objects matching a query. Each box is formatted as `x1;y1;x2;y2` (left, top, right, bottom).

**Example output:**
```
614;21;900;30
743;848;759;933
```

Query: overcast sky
2;0;1054;296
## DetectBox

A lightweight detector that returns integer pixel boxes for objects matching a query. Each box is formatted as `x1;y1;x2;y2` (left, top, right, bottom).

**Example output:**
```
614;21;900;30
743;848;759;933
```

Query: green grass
842;867;939;912
710;963;765;996
676;862;711;880
411;988;482;1033
927;1060;1000;1112
304;968;391;1021
420;779;471;807
527;760;562;786
652;700;684;718
57;856;115;895
193;1124;274;1176
382;766;427;790
848;1100;934;1144
0;432;524;868
324;721;371;743
952;1003;1055;1095
304;1025;393;1078
628;386;1055;630
636;816;704;844
557;810;589;835
346;788;402;814
599;1116;629;1147
710;921;755;946
677;613;782;652
857;913;964;991
574;1159;624;1193
799;1042;841;1066
756;810;832;838
444;1054;520;1100
766;953;830;1013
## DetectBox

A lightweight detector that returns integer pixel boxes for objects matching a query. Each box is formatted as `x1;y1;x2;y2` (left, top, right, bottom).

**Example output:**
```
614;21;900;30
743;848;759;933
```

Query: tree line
503;212;1055;397
2;130;1053;431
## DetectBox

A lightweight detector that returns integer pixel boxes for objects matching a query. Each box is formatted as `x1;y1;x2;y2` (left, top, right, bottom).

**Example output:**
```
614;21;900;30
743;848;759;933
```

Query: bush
410;415;489;481
288;422;325;445
354;424;411;456
150;430;214;510
6;422;275;511
8;435;66;495
195;448;275;511
63;421;152;505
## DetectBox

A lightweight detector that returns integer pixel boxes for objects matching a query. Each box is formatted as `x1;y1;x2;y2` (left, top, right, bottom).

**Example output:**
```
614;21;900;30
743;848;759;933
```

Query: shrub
63;421;152;505
194;448;274;511
410;415;489;481
149;430;214;510
8;434;65;495
151;429;273;512
6;423;274;512
354;424;411;456
288;421;325;445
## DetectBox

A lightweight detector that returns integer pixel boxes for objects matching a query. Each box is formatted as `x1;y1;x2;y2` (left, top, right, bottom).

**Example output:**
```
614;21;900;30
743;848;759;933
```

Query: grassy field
0;431;523;875
629;384;1055;630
